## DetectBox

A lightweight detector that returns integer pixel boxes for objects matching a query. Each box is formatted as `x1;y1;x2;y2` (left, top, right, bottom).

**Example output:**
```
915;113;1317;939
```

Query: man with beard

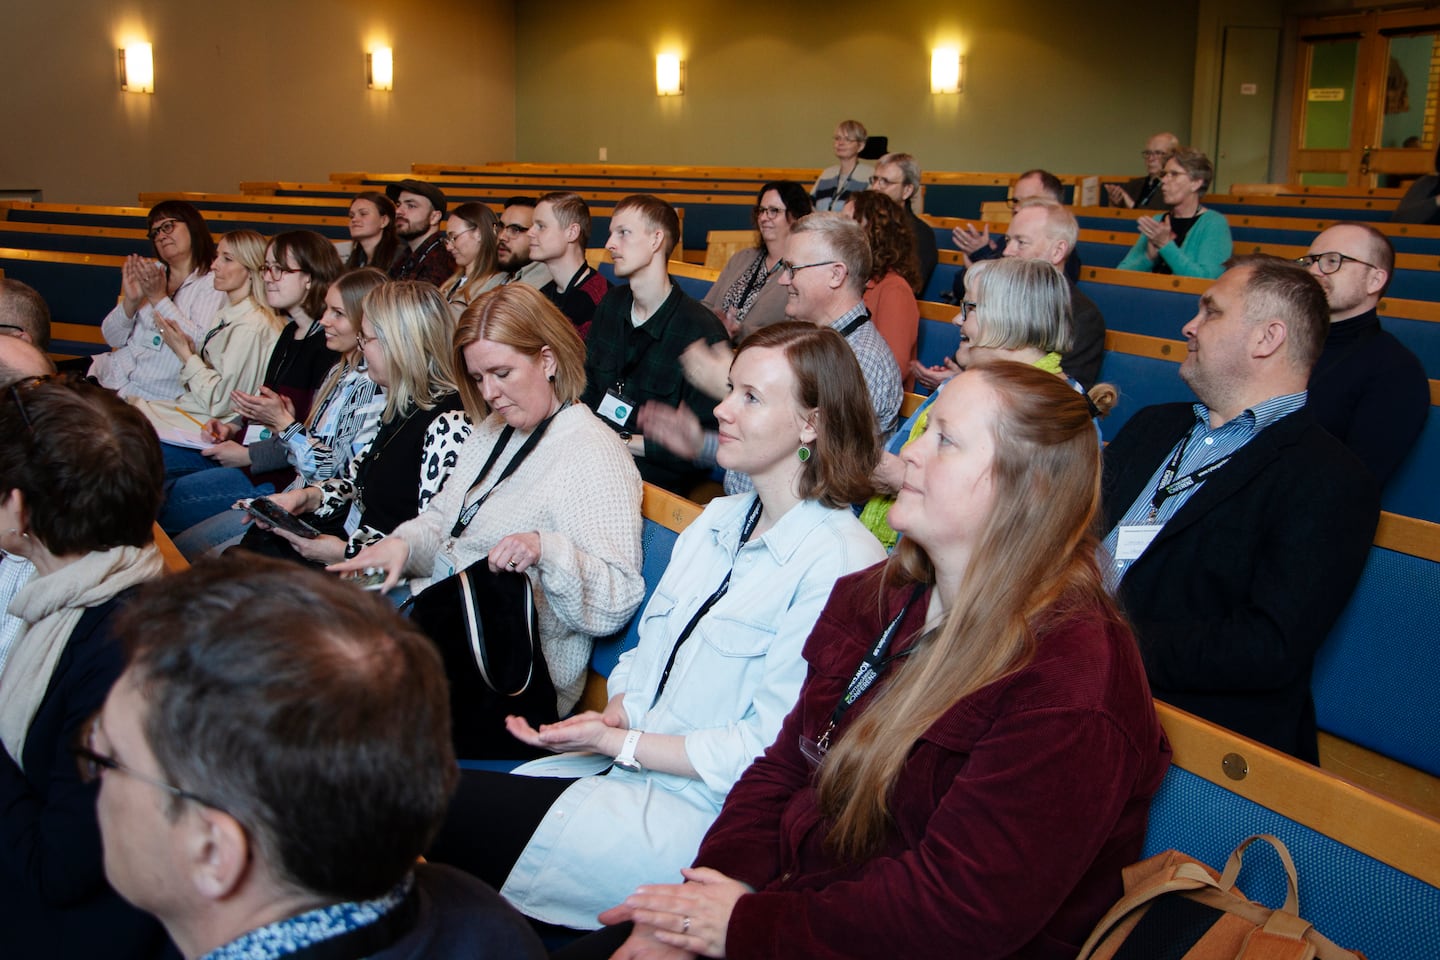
1299;223;1429;488
385;179;455;286
496;197;549;288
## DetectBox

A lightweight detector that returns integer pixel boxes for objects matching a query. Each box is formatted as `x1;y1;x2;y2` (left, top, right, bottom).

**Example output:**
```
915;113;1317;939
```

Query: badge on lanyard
1115;524;1163;562
598;387;636;429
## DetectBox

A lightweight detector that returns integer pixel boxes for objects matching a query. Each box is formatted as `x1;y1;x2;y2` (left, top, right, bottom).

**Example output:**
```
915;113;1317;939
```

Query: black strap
449;405;565;538
838;309;871;338
611;285;674;393
812;584;927;757
649;496;764;708
1145;433;1230;523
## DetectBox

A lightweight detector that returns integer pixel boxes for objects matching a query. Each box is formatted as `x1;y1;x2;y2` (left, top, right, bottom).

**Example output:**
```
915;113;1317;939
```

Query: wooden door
1290;7;1440;188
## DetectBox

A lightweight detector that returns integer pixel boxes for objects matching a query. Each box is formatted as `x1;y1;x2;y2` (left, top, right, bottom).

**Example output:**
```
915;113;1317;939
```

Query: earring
796;445;811;463
548;374;556;383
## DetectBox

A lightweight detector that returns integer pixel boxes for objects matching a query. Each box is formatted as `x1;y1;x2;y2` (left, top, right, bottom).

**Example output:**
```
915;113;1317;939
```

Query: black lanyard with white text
810;584;927;758
649;496;764;708
1145;434;1230;523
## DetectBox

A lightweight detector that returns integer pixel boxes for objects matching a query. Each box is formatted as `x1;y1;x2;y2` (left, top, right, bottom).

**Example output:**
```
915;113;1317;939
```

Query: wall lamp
119;43;154;94
931;48;963;94
367;47;394;91
656;54;684;96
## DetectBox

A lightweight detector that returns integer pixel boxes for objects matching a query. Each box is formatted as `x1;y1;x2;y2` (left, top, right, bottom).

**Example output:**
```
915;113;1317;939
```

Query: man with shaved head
1299;223;1429;487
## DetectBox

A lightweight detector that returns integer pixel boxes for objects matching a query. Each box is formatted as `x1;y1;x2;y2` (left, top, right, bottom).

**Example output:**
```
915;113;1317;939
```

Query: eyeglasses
442;226;476;245
262;262;306;280
754;205;787;220
1295;252;1379;275
499;223;529;236
958;301;980;323
355;330;379;349
869;175;904;188
0;323;26;338
73;715;227;813
1141;150;1170;159
1159;169;1187;180
6;374;54;432
147;219;181;241
777;259;839;278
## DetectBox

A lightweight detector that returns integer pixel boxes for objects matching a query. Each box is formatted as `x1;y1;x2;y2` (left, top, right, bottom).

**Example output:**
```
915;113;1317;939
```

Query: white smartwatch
614;729;644;773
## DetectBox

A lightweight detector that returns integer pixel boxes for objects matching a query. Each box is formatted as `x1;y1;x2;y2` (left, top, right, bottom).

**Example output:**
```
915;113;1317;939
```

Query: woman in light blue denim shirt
425;323;888;931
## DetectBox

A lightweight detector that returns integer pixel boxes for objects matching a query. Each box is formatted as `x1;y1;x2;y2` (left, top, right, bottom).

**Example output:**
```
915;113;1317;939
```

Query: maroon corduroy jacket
695;566;1172;960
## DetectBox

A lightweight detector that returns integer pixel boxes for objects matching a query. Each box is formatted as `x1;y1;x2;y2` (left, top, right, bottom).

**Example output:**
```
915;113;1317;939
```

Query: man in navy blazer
1101;256;1379;763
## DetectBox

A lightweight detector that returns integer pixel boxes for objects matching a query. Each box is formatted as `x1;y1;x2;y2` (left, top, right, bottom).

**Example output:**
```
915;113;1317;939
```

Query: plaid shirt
390;232;456;288
582;280;728;490
828;301;902;435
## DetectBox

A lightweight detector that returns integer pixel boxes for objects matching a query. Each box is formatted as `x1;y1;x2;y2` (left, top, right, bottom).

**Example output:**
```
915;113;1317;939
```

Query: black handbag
401;407;565;759
404;561;558;759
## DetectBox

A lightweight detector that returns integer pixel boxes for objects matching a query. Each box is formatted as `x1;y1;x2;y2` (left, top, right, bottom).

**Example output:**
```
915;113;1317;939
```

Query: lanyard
649;496;764;708
611;286;672;392
811;584;927;758
199;318;229;361
1145;433;1230;523
560;262;595;295
449;405;564;539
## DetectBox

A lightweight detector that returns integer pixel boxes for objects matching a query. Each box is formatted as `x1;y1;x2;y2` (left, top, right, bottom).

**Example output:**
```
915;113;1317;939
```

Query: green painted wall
515;0;1200;175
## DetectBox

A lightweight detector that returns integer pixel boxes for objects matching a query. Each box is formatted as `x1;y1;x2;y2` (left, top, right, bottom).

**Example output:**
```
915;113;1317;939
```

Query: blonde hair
816;362;1119;859
218;230;280;328
453;284;586;423
360;281;460;421
305;268;388;431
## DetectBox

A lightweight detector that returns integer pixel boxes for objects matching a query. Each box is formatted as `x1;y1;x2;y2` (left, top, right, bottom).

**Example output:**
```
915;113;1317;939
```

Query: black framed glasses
499;222;529;236
73;716;227;813
261;262;306;280
147;219;181;241
777;259;839;278
1295;252;1378;275
958;301;979;323
0;324;26;338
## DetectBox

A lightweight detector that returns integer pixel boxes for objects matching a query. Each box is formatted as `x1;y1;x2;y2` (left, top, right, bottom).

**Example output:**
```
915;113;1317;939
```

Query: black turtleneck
1306;306;1430;488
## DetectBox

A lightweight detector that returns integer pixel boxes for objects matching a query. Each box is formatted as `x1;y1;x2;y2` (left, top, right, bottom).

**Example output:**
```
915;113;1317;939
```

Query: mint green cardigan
1117;207;1233;279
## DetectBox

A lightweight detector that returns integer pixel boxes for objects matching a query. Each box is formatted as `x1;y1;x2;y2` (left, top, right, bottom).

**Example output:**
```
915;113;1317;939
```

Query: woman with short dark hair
703;181;813;340
0;377;170;959
1118;146;1232;278
90;200;227;401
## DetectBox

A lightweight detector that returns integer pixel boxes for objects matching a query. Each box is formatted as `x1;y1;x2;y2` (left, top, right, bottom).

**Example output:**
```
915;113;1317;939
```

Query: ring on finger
507;559;517;570
682;916;691;934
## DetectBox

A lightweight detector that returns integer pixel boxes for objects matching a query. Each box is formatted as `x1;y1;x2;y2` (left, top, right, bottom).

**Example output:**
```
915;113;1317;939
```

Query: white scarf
0;543;164;768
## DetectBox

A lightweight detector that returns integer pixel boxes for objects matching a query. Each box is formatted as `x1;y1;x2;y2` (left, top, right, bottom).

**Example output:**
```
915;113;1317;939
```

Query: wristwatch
614;729;643;773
